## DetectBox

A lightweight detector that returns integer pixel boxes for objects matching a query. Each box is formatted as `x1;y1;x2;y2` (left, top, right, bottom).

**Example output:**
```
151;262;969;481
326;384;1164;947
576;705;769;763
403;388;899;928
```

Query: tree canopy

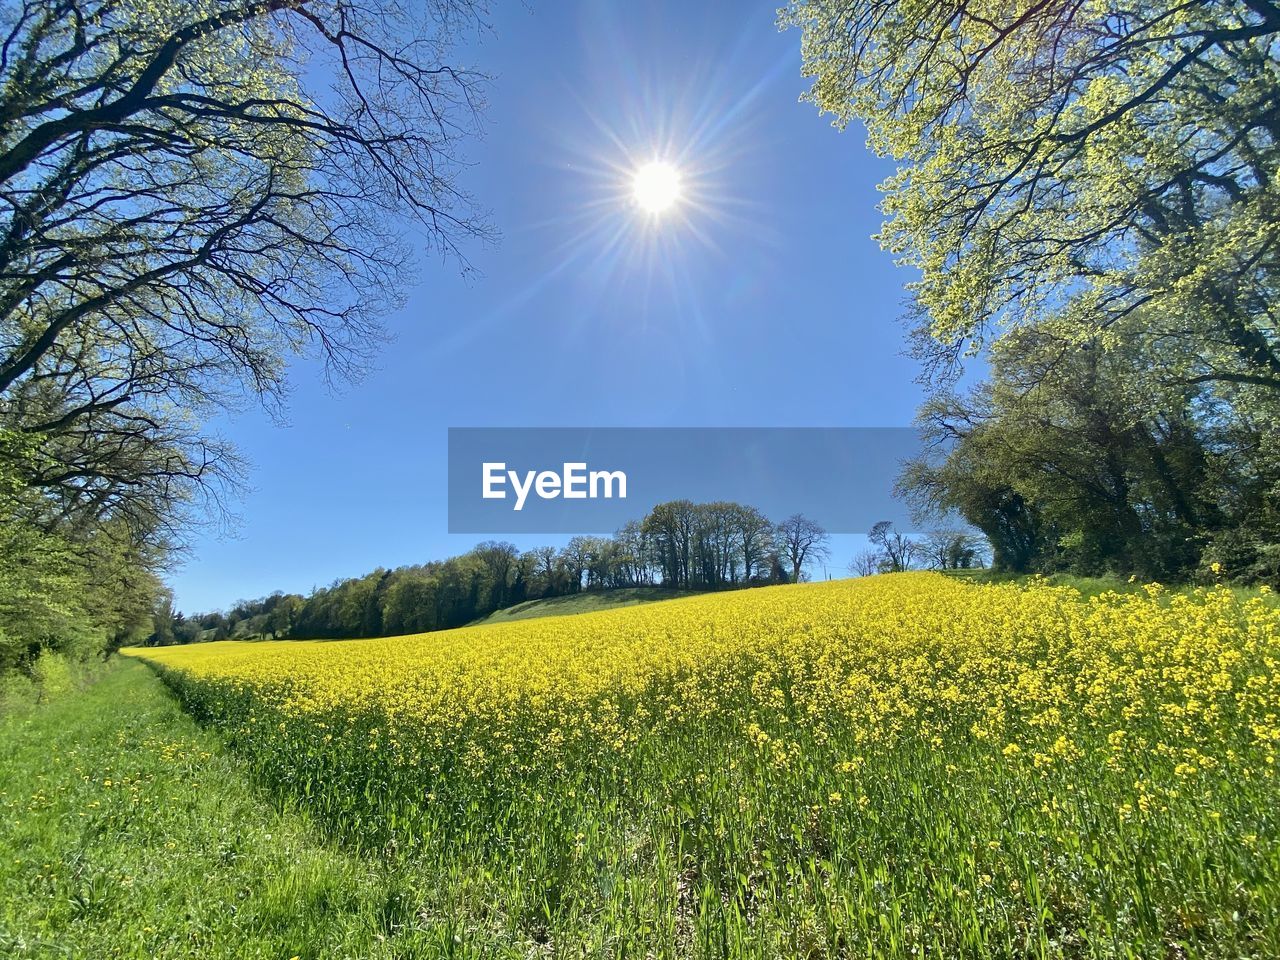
0;0;492;669
785;0;1279;390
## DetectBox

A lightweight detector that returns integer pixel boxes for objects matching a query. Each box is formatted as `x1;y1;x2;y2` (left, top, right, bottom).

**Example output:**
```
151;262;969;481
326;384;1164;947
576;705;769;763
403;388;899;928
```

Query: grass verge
0;658;439;960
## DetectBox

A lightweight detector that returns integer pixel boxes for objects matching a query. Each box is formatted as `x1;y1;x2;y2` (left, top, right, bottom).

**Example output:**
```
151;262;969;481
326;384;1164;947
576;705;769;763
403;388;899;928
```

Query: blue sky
171;0;931;612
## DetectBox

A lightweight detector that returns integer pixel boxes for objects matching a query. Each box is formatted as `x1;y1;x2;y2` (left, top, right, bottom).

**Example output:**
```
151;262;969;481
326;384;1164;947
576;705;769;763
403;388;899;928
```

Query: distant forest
150;502;980;645
149;500;815;644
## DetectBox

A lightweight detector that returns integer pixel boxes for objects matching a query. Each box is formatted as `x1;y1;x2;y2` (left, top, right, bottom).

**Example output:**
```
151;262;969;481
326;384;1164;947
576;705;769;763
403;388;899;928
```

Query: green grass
0;658;464;960
472;586;698;624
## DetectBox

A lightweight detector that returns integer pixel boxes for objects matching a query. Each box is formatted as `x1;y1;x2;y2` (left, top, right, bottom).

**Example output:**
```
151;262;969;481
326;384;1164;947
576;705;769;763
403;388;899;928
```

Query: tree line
147;502;833;644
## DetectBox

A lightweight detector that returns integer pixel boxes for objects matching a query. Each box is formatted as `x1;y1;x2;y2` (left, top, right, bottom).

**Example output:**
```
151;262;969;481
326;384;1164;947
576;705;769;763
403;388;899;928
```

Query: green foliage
28;651;71;703
0;1;493;677
900;328;1280;583
0;430;161;670
642;500;787;588
784;0;1280;389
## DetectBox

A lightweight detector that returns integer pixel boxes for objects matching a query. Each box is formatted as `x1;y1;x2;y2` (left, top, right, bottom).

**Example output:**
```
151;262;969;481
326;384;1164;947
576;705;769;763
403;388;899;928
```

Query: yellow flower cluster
124;574;1280;950
127;575;1279;813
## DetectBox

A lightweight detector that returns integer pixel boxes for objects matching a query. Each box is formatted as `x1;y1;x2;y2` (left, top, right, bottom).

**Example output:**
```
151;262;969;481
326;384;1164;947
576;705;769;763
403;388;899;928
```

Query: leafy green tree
612;521;653;586
148;590;177;647
900;326;1279;580
474;541;519;608
0;2;493;671
382;572;439;636
691;503;737;588
170;613;202;645
729;504;774;584
642;500;697;588
787;0;1280;581
0;429;161;666
784;0;1280;393
560;537;594;593
922;530;985;571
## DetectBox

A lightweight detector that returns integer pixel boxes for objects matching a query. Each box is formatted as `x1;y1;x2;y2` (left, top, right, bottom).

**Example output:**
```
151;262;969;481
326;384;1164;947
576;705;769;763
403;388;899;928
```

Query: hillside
471;586;699;625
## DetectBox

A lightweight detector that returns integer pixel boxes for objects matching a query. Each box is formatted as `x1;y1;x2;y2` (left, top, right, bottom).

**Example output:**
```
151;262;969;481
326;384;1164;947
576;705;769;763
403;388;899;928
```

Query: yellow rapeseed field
127;574;1280;957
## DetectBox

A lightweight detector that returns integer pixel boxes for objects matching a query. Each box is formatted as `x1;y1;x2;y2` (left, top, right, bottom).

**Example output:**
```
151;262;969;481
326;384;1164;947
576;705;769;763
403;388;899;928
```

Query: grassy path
0;659;428;960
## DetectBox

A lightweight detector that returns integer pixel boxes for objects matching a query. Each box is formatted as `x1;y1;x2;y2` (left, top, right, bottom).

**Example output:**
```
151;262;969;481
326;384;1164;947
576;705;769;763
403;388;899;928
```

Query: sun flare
632;161;682;214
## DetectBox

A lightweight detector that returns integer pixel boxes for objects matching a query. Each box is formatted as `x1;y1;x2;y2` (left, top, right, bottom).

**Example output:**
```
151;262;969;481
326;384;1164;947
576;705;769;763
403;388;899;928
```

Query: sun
632;161;682;214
